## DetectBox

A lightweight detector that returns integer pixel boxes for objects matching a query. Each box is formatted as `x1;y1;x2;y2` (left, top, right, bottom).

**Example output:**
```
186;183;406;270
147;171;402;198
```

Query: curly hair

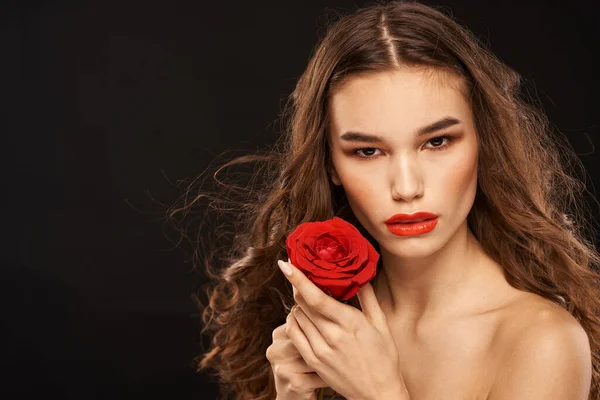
162;1;600;399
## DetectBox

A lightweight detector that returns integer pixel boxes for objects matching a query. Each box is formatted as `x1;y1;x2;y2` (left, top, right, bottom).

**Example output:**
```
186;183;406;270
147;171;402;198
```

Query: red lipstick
385;211;438;236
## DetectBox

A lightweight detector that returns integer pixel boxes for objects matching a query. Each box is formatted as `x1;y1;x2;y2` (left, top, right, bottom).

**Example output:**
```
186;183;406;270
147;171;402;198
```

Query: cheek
332;161;380;208
438;147;478;205
341;174;378;206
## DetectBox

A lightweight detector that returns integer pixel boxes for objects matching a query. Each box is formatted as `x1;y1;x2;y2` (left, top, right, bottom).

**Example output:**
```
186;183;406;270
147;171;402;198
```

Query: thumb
356;282;388;332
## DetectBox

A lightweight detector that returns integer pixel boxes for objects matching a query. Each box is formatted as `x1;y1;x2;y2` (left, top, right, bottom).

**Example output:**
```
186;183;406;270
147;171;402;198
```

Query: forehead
327;69;470;135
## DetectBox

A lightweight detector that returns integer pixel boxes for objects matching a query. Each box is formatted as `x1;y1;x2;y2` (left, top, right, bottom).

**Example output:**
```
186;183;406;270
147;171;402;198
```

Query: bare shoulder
489;292;592;399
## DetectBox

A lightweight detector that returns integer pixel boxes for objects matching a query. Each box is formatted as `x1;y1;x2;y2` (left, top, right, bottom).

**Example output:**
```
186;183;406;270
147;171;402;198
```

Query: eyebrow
339;117;462;143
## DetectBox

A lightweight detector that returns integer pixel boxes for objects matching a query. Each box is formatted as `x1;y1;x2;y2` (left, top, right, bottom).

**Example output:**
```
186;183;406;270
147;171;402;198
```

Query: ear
328;165;342;186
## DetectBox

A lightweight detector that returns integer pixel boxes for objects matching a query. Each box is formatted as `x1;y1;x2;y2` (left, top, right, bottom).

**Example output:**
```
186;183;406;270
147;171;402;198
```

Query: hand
278;259;408;400
266;311;328;399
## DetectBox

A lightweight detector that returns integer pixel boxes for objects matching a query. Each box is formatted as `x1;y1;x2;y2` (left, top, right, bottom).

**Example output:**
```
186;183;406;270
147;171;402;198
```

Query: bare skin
321;253;586;399
323;68;591;399
376;251;572;399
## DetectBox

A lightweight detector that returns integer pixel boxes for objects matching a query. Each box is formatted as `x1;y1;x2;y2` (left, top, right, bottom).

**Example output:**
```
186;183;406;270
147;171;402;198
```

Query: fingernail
278;260;293;276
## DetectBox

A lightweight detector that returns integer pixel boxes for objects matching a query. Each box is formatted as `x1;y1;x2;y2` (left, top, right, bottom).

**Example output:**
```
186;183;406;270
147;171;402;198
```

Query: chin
381;236;441;257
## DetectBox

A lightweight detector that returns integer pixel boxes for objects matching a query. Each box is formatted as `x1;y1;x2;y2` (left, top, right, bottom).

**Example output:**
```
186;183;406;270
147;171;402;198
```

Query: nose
390;155;424;202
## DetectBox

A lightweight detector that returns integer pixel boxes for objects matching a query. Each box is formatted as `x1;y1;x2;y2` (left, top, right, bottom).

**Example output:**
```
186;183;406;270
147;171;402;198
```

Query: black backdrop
2;0;599;399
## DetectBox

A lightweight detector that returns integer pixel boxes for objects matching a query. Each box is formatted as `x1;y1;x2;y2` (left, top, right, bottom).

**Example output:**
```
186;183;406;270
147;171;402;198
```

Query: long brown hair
163;1;600;399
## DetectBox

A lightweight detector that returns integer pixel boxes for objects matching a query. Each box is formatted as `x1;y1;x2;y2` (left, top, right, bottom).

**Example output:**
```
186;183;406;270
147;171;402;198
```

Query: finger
283;341;305;360
286;305;319;368
278;260;354;327
296;372;327;391
272;327;306;360
294;306;333;354
355;282;388;332
273;324;287;340
286;357;316;373
285;369;327;392
294;292;338;340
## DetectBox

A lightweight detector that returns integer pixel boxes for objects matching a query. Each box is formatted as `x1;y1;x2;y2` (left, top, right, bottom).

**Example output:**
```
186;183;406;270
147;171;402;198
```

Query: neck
372;223;499;325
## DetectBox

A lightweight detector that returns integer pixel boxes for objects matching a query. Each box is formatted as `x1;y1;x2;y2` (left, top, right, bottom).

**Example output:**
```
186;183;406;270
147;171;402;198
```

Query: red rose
285;216;380;301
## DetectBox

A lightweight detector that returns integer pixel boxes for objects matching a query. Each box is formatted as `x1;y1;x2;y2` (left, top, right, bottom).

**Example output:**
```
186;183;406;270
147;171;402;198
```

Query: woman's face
327;68;479;258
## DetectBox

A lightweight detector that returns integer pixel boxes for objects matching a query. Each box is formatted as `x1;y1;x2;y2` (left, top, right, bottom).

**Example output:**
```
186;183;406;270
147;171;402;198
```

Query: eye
353;147;383;159
424;135;454;151
351;135;454;160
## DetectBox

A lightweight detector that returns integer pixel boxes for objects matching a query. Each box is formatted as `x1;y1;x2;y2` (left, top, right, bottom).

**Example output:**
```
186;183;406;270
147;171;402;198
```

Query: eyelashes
351;135;454;160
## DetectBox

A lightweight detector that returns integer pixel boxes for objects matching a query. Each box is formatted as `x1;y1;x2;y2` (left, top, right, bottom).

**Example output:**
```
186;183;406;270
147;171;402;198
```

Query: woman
167;1;600;399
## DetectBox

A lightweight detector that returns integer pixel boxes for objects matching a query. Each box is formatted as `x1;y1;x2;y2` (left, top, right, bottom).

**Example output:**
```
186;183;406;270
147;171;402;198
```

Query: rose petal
285;216;380;301
309;267;356;279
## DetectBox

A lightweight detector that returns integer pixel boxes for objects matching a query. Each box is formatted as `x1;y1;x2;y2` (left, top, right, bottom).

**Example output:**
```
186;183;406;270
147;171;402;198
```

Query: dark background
2;0;599;398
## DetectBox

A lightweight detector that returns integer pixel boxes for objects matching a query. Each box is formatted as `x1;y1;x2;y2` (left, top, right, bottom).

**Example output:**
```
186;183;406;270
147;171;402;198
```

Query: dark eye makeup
350;134;455;160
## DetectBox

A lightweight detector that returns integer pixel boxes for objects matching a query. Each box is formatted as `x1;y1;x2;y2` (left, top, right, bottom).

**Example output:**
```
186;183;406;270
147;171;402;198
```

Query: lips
386;218;438;236
385;211;438;224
